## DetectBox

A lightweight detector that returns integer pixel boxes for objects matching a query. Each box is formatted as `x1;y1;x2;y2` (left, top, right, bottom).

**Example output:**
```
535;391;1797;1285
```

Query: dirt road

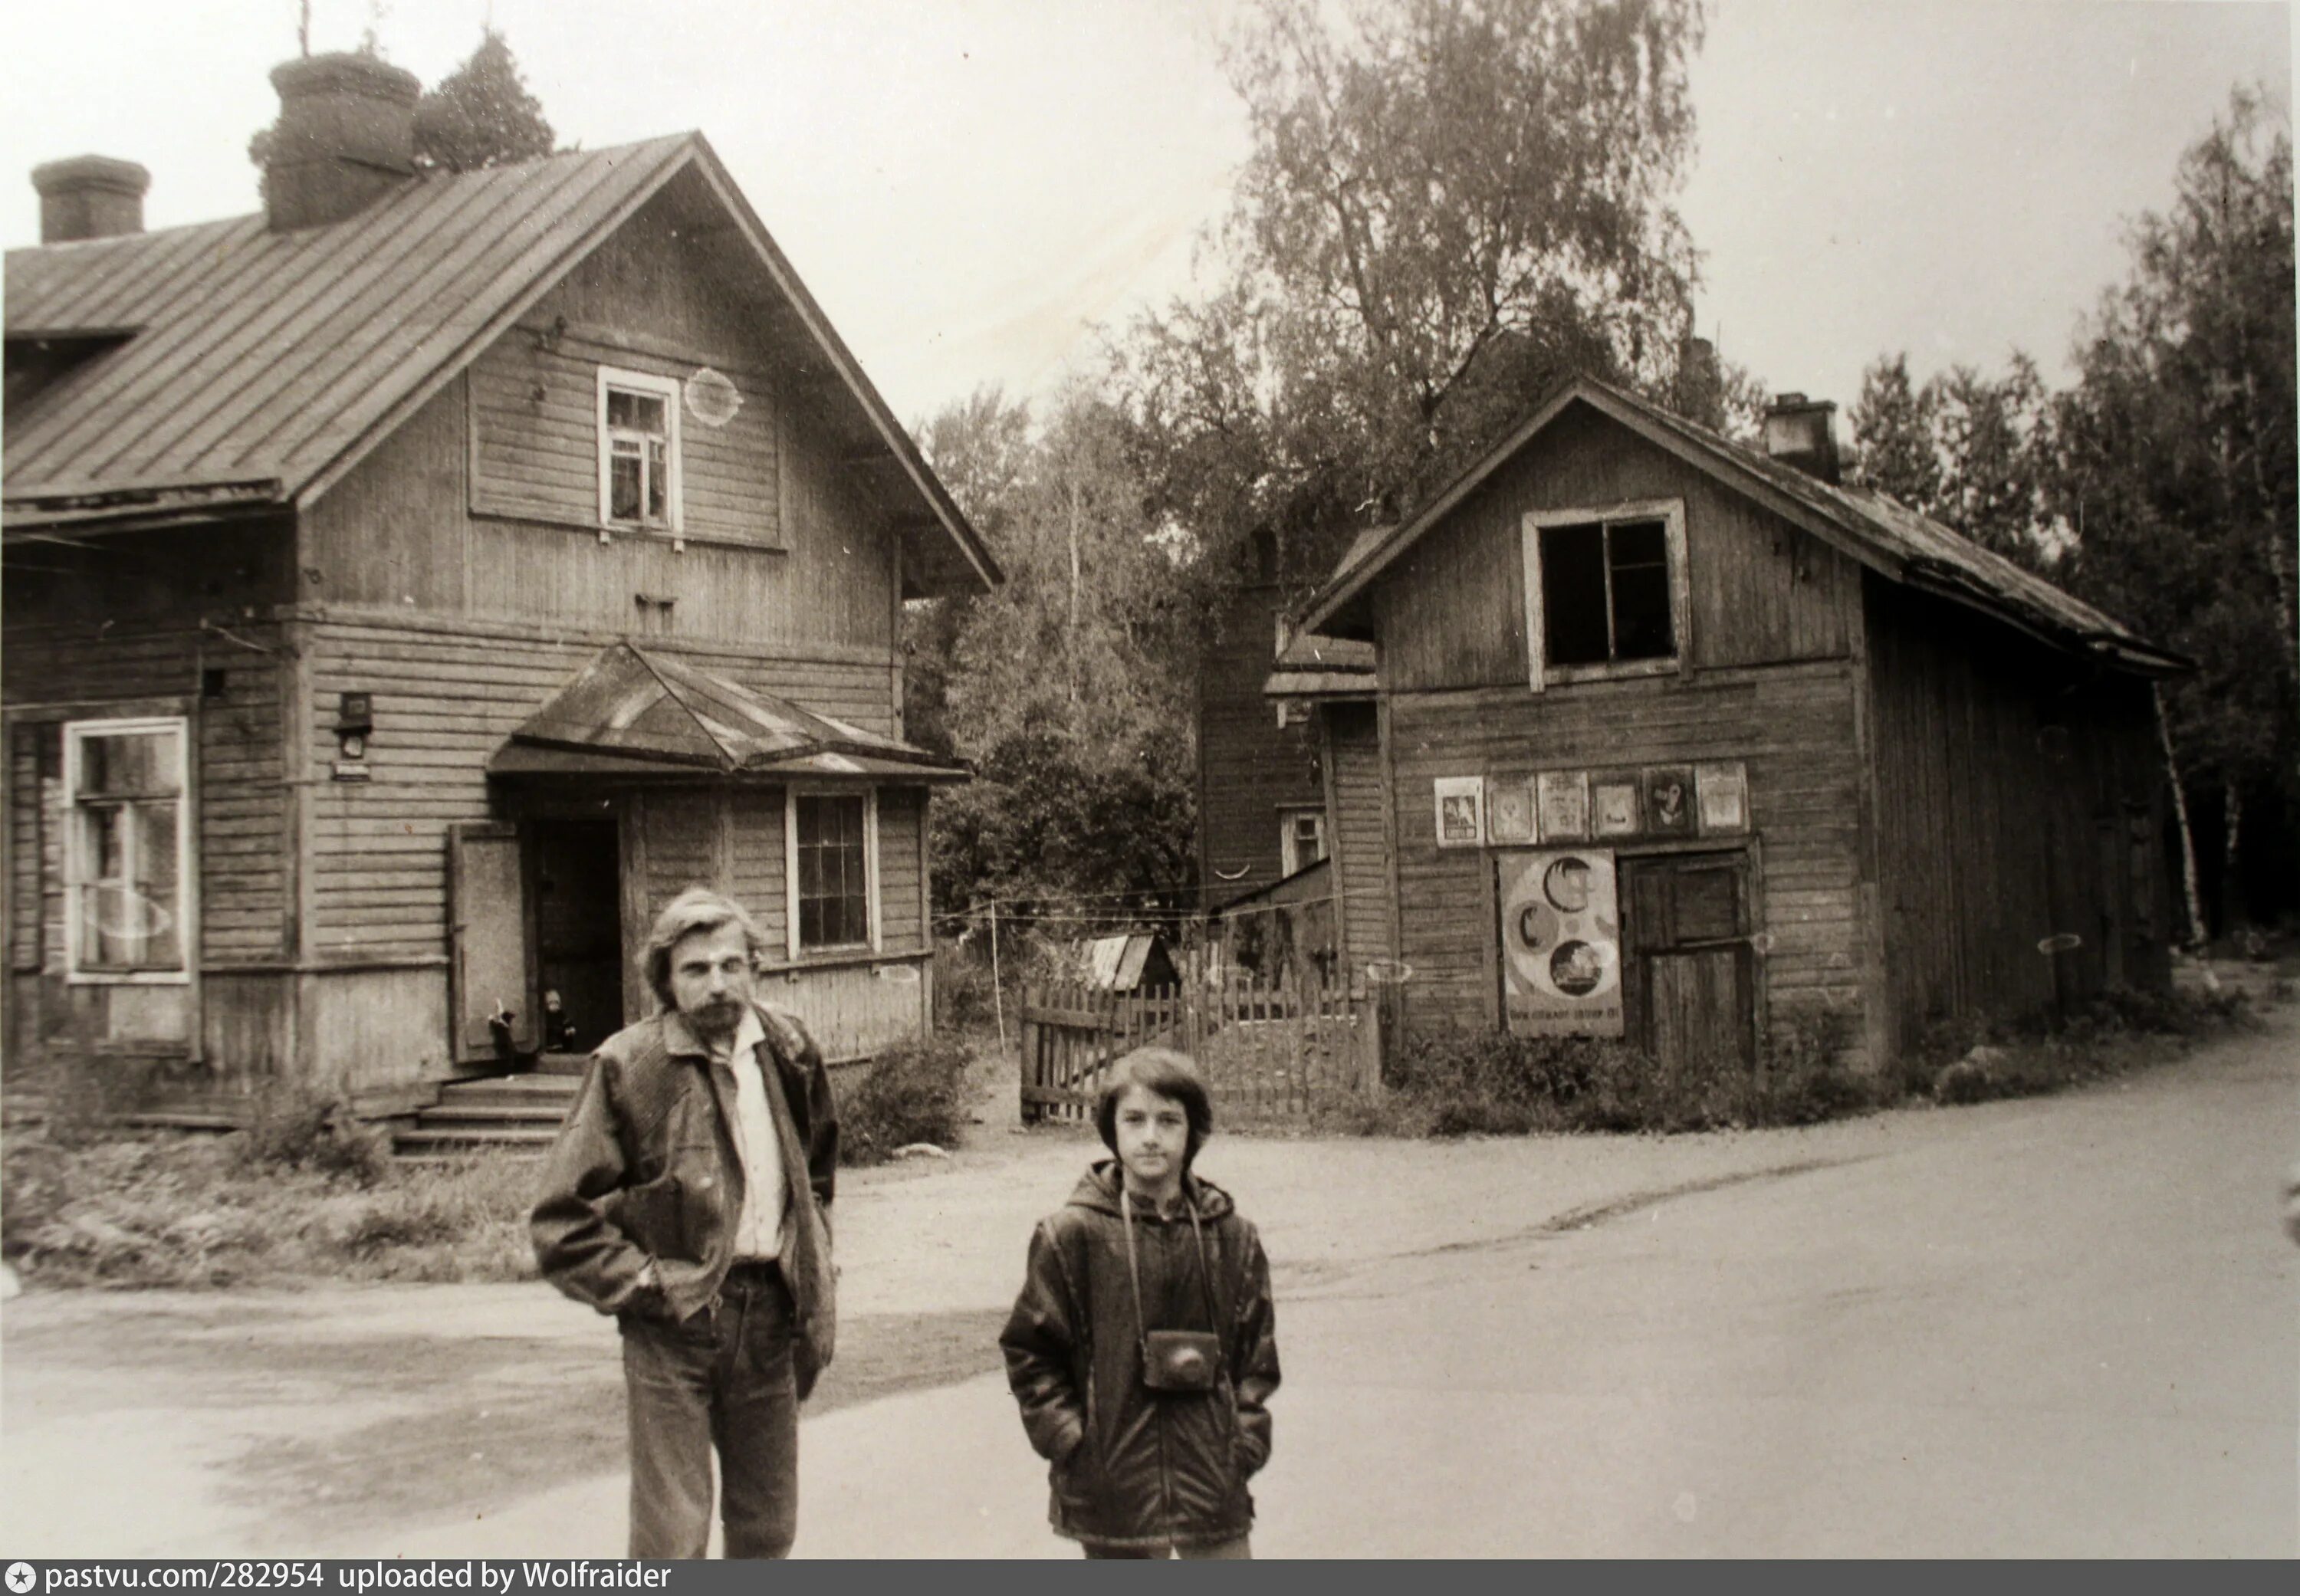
5;1012;2294;1556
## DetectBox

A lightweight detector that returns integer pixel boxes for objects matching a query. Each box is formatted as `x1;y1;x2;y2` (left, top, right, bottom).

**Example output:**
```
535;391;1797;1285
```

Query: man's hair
1096;1047;1214;1169
642;886;770;1010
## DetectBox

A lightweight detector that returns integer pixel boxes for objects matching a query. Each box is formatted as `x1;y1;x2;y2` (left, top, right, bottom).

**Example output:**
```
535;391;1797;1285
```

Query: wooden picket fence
1019;977;1381;1126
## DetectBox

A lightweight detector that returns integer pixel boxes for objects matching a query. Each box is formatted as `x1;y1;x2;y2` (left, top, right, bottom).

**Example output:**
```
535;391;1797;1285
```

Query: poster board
1497;847;1624;1037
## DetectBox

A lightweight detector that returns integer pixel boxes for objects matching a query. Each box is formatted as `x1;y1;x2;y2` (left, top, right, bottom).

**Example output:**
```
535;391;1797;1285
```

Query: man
533;886;838;1560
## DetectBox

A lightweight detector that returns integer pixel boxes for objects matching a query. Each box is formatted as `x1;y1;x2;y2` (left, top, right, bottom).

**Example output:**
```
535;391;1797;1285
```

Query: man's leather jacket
531;1000;839;1392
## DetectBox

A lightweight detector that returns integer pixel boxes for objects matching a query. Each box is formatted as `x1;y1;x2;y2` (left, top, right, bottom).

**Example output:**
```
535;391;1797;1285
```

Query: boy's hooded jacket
1000;1162;1280;1550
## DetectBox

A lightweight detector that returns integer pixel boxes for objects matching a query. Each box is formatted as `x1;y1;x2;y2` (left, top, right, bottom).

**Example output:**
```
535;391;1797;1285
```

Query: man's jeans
621;1263;799;1558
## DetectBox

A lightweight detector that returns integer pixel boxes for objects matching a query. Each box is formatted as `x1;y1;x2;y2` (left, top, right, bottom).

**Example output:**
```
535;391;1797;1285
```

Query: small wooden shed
1276;375;2186;1078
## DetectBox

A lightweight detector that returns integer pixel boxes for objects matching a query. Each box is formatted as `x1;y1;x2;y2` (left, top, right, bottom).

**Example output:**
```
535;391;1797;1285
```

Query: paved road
386;1015;2298;1558
7;1015;2294;1557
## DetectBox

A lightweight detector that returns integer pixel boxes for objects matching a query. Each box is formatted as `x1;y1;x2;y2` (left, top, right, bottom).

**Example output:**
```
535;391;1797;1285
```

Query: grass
2;1125;541;1290
6;1035;985;1290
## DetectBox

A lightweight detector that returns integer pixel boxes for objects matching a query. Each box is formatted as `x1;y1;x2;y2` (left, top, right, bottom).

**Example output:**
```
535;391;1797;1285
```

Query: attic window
1521;501;1689;691
596;366;682;534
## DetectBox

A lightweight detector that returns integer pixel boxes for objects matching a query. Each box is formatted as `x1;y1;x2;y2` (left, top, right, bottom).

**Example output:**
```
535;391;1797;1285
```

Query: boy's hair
642;886;770;1009
1096;1048;1214;1169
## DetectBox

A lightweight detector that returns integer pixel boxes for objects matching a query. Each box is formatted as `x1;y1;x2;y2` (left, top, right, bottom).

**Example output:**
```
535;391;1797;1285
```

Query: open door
449;822;533;1063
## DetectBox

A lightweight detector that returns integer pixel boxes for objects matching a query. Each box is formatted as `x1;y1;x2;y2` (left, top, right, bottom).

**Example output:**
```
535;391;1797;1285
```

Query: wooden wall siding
306;189;900;654
199;970;295;1087
301;619;897;963
303;966;452;1092
1385;662;1865;1038
468;331;782;547
1372;405;1860;691
1864;578;2169;1040
727;793;790;951
757;954;932;1064
875;787;928;957
304;371;468;612
1322;701;1392;974
2;626;291;968
1198;585;1325;906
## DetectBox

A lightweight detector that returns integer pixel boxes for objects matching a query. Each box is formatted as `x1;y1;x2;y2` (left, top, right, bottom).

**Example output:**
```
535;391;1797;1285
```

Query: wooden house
1194;527;1375;912
1275;375;2185;1078
2;54;999;1112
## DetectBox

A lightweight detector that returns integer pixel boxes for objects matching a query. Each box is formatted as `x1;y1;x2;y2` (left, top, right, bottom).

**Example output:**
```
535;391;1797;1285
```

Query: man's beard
688;996;745;1040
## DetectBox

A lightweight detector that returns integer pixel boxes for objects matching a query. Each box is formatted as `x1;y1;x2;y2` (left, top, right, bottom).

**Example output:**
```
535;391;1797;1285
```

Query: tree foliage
1847;350;2058;566
412;28;557;173
1850;91;2296;927
2051;89;2297;918
248;29;557;180
1122;0;1715;578
917;388;1204;922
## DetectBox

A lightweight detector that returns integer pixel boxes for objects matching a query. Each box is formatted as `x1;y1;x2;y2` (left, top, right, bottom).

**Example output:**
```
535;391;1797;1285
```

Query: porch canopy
488;641;970;783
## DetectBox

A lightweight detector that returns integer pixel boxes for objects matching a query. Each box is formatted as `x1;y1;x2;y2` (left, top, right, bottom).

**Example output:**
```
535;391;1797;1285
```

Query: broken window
1526;505;1684;683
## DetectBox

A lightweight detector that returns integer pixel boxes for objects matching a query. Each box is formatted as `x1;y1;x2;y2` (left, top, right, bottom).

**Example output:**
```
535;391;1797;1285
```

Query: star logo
6;1562;37;1594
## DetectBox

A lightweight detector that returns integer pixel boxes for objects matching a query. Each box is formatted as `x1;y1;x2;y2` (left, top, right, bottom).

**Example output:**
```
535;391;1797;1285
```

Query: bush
839;1036;973;1164
235;1087;394;1187
1916;982;2256;1108
1370;1008;1877;1139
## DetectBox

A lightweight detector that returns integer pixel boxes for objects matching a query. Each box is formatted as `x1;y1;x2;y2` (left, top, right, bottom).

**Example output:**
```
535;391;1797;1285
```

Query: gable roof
1298;374;2183;677
488;642;969;782
4;134;999;596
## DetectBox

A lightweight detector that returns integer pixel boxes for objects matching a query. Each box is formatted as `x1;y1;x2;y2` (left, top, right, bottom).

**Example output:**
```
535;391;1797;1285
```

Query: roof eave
680;139;1003;595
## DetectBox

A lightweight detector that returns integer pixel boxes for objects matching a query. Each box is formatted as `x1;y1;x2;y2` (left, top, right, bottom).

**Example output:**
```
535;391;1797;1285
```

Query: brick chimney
32;156;150;243
264;52;420;232
1763;392;1841;484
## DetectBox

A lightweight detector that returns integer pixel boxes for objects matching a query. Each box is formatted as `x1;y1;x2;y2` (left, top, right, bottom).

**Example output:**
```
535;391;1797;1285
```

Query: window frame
784;786;880;961
1520;499;1691;692
596;365;684;537
61;714;194;985
1278;806;1327;878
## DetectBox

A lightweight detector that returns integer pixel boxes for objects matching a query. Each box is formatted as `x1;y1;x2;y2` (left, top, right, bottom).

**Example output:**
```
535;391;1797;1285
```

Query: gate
1019;978;1382;1126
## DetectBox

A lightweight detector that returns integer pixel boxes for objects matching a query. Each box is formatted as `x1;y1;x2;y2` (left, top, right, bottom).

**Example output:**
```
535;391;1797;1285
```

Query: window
1279;807;1326;877
787;790;877;955
64;717;190;980
1521;501;1689;690
596;366;682;534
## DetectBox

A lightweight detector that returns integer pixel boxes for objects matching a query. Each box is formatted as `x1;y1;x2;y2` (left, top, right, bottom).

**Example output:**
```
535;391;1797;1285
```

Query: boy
1000;1048;1280;1558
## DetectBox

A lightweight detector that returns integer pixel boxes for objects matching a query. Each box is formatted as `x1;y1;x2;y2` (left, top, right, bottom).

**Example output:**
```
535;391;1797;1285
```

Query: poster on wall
1591;775;1641;838
1486;776;1536;845
1434;775;1485;846
1497;847;1624;1037
1535;770;1589;840
1644;766;1696;836
1694;761;1750;833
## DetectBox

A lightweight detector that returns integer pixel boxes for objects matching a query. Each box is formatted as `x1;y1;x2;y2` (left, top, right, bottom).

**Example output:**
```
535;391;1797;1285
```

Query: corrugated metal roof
4;133;1000;594
491;642;970;780
6;137;688;507
1300;374;2184;675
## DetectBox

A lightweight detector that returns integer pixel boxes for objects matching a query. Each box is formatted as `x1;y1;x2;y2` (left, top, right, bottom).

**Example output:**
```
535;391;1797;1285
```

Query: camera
1141;1329;1223;1391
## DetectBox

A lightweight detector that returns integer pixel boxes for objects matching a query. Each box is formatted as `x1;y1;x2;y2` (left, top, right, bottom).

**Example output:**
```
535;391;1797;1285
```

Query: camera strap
1120;1185;1224;1361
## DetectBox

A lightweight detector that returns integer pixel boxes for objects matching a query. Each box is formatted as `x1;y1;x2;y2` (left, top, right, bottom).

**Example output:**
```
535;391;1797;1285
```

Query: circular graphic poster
1497;847;1622;1036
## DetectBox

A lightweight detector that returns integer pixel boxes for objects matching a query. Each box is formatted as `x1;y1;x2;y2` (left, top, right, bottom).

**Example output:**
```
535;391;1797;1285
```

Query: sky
0;0;2289;430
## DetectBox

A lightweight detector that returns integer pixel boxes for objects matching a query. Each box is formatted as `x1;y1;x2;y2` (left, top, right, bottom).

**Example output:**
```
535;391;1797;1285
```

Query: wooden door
449;823;533;1062
1622;851;1755;1081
